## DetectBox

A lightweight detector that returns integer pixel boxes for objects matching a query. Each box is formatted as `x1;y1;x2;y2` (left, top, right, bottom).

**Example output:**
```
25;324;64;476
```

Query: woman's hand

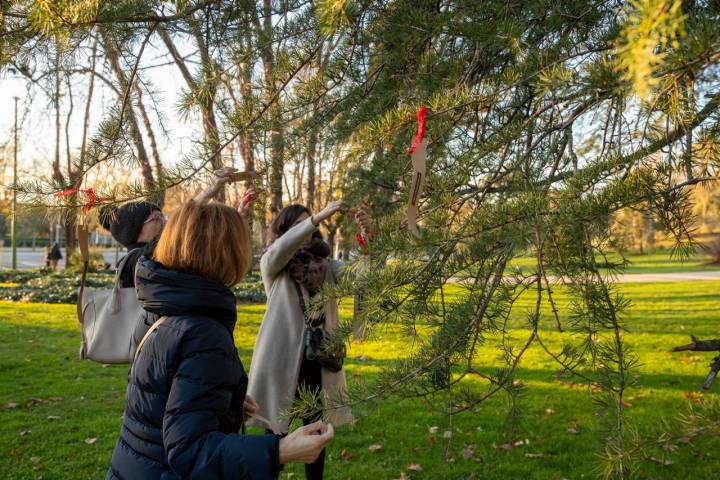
279;421;335;464
353;208;372;233
242;395;259;420
193;167;237;204
312;200;346;226
213;166;238;183
238;186;257;219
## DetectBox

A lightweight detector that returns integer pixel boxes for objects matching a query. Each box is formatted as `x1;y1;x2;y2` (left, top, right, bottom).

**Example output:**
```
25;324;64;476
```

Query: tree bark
159;26;223;201
306;125;318;210
101;30;156;189
133;80;165;206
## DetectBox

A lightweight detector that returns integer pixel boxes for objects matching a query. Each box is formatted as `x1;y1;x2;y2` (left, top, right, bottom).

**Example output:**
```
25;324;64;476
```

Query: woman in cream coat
248;200;369;480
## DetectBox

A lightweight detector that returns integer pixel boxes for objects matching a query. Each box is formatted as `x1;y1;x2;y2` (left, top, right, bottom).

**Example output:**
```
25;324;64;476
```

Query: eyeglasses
144;211;167;224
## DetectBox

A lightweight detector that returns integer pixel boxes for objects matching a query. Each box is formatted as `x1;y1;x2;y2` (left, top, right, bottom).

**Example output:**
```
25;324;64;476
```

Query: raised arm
194;168;255;204
260;217;318;280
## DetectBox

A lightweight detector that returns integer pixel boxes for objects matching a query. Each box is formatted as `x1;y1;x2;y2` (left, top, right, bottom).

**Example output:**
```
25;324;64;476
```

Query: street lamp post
11;96;18;270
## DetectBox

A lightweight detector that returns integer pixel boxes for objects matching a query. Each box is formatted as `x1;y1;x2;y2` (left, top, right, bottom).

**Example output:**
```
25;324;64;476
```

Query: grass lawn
509;248;718;275
1;280;720;479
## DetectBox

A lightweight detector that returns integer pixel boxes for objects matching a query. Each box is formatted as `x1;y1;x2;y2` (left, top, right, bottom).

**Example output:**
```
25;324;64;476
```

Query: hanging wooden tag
407;138;428;238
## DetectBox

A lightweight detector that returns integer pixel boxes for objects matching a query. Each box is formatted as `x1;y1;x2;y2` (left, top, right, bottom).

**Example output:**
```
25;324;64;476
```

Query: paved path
1;247;719;283
0;248;119;270
613;270;720;283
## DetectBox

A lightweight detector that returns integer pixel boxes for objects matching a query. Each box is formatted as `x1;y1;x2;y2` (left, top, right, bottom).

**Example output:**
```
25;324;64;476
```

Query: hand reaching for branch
238;186;257;220
193;167;237;204
279;421;334;464
353;208;372;233
311;200;346;226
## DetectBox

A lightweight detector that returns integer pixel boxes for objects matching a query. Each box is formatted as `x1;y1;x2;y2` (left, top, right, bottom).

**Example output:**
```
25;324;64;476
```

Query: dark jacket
108;257;281;480
118;239;158;288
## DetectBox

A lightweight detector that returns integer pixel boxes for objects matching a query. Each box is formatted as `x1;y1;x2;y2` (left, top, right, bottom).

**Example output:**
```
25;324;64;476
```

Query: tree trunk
307;125;318;210
160;26;223;201
79;37;98;166
269;104;285;217
645;213;655;256
133;81;165;206
101;30;156;189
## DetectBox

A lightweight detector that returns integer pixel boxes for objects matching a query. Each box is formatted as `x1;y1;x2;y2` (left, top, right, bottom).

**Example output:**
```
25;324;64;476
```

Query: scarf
286;237;331;293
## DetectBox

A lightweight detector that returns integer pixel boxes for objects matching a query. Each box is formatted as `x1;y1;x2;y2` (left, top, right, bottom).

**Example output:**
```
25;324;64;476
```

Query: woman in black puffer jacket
107;201;334;480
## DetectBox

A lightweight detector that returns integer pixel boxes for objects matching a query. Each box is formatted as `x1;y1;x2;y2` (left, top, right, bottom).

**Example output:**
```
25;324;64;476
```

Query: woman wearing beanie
108;201;334;480
99;167;246;288
100;201;165;288
247;201;371;480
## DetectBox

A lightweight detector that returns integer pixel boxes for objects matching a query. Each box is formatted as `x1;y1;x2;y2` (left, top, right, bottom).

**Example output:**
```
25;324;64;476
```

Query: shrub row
0;269;266;304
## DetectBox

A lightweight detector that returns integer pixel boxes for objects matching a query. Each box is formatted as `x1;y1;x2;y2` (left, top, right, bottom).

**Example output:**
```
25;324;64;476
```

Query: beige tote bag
77;225;144;364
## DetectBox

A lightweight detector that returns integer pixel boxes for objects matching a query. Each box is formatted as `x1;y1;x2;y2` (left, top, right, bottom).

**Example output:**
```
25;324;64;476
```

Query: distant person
107;201;333;480
47;242;62;270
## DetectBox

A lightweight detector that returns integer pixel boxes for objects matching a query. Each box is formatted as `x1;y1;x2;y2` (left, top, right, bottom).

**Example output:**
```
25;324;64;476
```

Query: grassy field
1;280;720;479
509;248;718;275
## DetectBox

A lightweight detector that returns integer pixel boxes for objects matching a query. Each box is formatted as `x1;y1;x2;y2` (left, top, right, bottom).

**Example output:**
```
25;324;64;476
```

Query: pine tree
2;1;720;477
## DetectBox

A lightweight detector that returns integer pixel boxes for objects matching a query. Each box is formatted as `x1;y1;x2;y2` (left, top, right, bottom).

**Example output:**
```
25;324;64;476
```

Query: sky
0;41;201;191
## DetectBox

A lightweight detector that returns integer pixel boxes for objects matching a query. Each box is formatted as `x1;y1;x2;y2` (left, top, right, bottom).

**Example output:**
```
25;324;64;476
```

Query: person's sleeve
260;217;318;279
163;332;281;479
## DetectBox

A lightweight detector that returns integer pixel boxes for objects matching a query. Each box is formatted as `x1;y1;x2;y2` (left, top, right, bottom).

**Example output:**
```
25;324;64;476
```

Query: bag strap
134;316;168;361
77;225;90;325
292;279;313;328
114;248;140;289
132;317;282;435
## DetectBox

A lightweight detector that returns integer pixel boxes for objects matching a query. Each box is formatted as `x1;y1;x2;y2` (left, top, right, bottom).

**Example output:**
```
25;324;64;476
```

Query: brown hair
270;204;322;242
154;201;251;286
270;204;310;240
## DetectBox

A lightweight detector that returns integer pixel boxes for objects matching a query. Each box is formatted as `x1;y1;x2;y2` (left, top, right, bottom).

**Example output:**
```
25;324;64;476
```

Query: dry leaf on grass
461;444;476;460
368;444;382;452
46;415;60;421
407;464;422;472
428;426;439;434
340;449;354;461
84;438;97;445
3;402;18;409
525;453;544;458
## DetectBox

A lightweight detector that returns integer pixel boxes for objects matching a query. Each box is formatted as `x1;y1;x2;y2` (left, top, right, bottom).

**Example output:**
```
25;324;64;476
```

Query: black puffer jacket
108;257;281;480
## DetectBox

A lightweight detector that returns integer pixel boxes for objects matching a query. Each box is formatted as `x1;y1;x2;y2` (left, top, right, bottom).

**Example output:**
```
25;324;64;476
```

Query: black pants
297;355;325;480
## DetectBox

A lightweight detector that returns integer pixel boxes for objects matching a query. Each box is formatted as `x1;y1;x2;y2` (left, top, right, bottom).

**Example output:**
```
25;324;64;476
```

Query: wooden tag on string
407;138;428;238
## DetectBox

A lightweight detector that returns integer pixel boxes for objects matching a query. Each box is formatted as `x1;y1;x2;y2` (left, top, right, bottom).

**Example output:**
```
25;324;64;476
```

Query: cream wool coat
247;217;352;432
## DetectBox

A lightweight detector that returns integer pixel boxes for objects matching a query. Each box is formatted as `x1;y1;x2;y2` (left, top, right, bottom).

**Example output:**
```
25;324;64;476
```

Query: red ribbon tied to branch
406;105;427;155
54;188;97;215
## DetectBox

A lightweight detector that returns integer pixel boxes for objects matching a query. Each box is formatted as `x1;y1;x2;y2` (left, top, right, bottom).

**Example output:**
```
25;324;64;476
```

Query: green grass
509;248;718;275
2;281;720;479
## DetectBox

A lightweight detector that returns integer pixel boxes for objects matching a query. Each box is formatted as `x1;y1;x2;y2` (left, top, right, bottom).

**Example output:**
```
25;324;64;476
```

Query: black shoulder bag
293;280;346;373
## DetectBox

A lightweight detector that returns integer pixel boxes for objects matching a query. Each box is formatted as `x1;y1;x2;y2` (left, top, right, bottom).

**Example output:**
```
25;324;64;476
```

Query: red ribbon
54;188;97;215
356;230;374;250
242;190;259;208
406;105;427;155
